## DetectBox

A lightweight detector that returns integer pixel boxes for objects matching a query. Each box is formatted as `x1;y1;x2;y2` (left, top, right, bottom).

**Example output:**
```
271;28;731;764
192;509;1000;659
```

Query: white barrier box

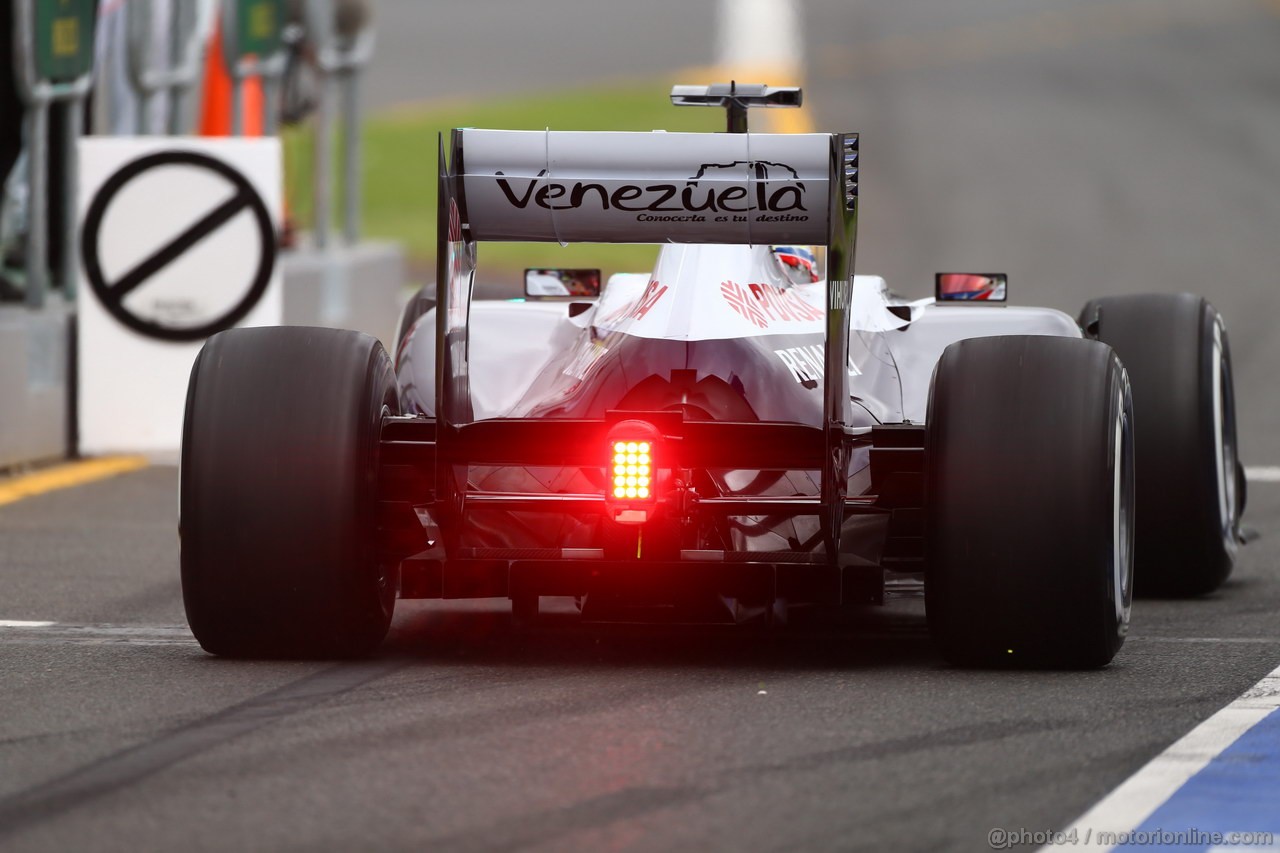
77;137;283;456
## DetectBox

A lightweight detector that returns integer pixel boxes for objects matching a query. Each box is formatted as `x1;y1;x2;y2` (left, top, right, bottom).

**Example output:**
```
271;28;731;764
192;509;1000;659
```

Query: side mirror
524;268;602;299
936;272;1007;303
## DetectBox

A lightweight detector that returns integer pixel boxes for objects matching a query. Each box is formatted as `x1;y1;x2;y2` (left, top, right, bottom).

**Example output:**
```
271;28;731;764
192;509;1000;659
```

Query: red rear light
605;420;661;524
611;440;653;500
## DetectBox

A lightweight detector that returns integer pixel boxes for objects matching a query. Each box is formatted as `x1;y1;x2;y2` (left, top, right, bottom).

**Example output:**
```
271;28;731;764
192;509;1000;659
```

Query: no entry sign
81;150;277;342
77;138;283;455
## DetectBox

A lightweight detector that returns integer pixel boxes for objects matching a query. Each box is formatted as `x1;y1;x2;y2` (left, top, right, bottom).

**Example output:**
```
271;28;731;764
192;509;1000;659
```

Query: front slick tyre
181;327;399;658
926;336;1134;668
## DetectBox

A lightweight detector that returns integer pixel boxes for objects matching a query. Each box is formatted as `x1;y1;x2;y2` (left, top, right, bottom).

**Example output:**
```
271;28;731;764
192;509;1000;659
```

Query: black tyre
926;336;1134;668
394;286;435;355
181;327;399;657
1080;294;1241;596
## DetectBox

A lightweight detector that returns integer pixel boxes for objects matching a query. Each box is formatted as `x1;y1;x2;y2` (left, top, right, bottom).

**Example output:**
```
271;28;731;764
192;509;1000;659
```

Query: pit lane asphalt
4;0;1280;850
2;470;1279;851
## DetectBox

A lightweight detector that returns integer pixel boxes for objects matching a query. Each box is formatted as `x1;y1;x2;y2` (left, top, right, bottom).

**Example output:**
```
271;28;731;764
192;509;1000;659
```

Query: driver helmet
770;245;822;285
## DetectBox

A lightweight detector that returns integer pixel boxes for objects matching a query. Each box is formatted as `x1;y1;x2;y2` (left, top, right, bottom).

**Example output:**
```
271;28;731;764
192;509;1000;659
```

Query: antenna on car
670;82;803;133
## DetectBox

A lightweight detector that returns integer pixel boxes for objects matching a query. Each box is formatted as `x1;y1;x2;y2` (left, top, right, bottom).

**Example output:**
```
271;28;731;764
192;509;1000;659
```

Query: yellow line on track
0;456;150;508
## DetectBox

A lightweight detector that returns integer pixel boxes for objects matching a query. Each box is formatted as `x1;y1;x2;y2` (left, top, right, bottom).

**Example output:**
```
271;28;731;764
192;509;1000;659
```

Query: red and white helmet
770;245;821;285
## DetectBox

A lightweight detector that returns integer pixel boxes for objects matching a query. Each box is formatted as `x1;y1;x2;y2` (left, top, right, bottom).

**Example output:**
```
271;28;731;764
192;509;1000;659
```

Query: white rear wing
457;129;836;245
436;126;860;538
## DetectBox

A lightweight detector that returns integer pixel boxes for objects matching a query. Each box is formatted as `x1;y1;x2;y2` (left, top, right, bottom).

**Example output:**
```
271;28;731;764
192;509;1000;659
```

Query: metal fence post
128;0;208;136
311;76;331;248
22;104;49;308
125;0;156;134
340;65;360;245
60;97;82;299
167;0;202;135
305;0;374;249
231;74;245;135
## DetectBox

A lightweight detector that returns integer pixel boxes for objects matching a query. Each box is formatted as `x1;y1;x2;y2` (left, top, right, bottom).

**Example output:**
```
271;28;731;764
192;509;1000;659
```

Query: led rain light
605;421;661;523
610;440;652;499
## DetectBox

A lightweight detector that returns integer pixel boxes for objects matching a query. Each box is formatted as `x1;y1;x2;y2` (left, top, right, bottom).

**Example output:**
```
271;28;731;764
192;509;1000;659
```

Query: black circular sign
81;150;277;343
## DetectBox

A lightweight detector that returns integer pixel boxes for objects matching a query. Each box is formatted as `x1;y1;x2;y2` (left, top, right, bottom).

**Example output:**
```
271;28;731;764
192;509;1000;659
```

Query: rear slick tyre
181;327;399;658
1080;294;1241;597
925;335;1134;668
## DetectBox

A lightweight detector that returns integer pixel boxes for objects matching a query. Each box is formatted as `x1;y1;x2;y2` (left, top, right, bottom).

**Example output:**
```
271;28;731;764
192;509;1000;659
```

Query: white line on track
1246;466;1280;482
1133;636;1280;645
1050;664;1280;851
0;622;194;645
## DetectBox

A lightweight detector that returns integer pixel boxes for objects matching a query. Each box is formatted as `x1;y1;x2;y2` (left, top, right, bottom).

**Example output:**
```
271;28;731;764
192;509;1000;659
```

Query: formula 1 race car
179;84;1245;667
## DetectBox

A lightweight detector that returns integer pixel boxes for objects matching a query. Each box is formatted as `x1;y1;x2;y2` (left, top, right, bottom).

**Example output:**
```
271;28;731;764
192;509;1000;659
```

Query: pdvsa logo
721;280;824;329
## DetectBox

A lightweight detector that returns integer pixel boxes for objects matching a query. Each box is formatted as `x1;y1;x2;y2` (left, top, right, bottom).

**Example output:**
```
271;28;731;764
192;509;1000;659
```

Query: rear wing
435;127;860;548
437;126;859;414
458;129;831;244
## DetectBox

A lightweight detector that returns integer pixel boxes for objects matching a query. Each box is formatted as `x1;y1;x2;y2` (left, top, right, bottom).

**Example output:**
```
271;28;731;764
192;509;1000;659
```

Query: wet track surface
5;1;1280;850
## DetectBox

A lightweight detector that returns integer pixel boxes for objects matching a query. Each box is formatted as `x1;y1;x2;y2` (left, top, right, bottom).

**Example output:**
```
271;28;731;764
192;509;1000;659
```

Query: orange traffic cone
199;21;264;136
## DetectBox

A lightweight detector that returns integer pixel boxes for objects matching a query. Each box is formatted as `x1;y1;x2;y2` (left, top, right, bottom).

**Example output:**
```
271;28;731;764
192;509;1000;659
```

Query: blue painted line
1114;707;1280;851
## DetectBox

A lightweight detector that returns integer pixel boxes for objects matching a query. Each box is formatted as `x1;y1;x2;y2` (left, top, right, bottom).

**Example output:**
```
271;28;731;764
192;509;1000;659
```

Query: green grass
286;78;723;279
